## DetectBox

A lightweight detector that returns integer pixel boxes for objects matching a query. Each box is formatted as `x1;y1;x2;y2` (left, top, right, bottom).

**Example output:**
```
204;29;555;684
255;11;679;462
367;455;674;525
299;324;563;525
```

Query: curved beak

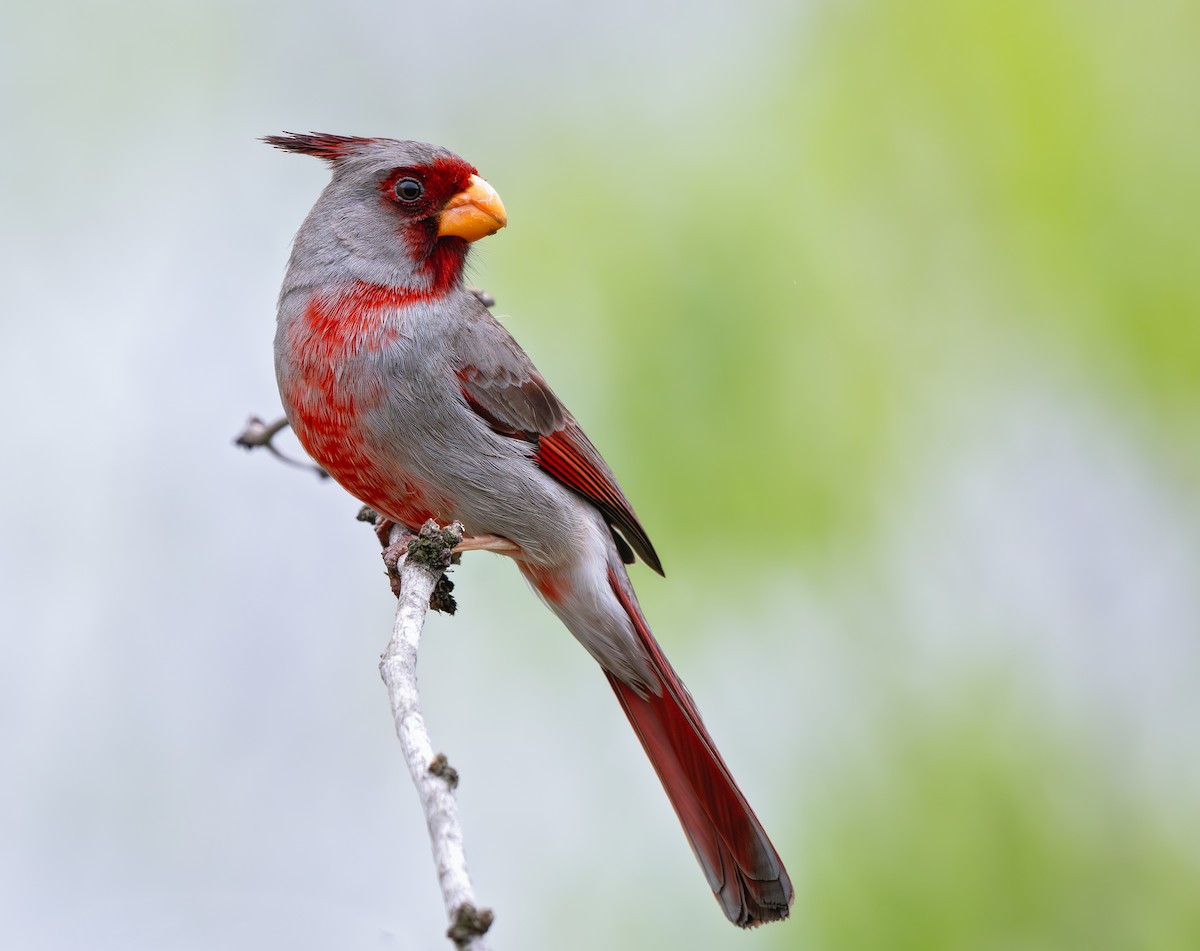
437;175;507;242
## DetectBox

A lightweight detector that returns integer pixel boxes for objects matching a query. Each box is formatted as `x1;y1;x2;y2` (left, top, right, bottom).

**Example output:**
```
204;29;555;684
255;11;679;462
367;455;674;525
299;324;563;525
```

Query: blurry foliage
798;0;1200;420
483;1;1200;947
801;690;1200;951
489;0;1200;564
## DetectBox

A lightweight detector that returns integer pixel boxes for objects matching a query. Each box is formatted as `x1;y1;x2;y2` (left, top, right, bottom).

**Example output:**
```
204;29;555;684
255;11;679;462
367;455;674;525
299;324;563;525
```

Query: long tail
605;565;794;927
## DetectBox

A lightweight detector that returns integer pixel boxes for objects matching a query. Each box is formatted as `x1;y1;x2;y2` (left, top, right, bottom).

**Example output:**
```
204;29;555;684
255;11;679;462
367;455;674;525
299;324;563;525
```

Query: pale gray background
3;1;1197;949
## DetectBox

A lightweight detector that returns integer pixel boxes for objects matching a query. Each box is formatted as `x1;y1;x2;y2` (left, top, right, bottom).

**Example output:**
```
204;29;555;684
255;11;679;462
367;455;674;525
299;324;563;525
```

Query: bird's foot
454;533;522;555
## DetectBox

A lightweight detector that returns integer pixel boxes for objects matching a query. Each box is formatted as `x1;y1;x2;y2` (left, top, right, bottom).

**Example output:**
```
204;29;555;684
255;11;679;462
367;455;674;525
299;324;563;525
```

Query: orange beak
437;175;507;242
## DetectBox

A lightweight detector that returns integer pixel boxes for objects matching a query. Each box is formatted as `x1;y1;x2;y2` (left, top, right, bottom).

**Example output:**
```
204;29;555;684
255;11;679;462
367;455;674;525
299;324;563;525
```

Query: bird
264;132;793;927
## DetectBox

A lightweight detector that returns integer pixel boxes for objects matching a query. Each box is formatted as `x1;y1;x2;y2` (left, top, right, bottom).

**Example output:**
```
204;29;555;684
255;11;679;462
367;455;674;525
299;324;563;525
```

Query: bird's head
265;132;507;296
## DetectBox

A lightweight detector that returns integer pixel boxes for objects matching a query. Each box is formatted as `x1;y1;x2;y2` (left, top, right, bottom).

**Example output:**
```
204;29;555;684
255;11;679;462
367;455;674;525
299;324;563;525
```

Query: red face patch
377;156;481;294
378;156;477;215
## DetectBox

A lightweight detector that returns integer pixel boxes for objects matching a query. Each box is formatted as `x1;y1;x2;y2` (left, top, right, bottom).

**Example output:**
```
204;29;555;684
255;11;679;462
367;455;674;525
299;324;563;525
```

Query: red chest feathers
281;284;450;527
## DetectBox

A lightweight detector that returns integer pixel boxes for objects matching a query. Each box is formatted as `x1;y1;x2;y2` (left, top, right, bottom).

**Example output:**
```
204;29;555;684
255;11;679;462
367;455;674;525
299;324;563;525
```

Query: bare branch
465;285;496;309
239;421;502;947
360;506;521;564
378;519;494;951
233;415;328;479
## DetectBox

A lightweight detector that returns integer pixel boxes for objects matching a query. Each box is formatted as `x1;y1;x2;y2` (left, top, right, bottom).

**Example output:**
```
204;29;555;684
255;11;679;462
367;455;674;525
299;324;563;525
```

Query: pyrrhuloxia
265;132;793;927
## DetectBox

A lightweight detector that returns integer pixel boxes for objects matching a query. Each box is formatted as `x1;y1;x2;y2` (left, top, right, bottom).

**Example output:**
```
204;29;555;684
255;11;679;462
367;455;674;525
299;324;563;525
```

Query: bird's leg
454;533;521;555
356;506;405;549
359;508;520;597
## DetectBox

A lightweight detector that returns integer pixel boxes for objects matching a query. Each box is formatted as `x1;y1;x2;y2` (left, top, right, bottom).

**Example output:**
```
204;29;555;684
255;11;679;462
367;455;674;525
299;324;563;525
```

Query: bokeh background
3;0;1198;948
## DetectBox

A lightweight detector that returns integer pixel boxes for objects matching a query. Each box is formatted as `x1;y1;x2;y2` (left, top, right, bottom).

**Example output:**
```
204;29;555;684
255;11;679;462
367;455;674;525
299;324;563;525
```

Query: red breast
282;283;451;527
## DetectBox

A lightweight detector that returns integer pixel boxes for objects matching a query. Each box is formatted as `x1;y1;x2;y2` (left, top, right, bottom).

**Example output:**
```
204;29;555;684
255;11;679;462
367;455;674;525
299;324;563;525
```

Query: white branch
378;521;494;951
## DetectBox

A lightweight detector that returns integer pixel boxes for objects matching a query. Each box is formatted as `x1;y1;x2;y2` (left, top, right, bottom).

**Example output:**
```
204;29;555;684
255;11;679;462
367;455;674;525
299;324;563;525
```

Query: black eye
394;177;424;202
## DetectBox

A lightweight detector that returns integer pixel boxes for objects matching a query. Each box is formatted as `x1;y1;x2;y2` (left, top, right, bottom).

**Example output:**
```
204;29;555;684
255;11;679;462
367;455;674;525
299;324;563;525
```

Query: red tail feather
606;567;793;927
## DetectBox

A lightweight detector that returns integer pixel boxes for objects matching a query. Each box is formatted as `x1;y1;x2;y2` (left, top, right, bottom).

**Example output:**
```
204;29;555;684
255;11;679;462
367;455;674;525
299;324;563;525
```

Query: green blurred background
2;0;1198;948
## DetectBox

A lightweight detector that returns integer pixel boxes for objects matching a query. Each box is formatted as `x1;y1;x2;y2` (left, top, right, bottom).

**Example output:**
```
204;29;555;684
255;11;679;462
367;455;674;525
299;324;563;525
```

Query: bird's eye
394;177;424;202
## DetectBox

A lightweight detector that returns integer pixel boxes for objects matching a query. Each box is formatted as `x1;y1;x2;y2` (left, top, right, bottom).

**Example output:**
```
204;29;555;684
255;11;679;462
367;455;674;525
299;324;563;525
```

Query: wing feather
455;339;662;575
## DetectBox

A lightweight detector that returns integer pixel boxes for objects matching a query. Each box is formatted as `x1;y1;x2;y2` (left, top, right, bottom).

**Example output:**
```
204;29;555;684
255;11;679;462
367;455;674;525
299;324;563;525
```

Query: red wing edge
459;377;663;574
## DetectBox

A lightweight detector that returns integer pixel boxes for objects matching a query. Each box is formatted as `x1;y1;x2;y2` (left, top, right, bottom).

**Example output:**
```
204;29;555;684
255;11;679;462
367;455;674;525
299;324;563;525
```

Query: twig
239;423;503;947
378;519;494;951
233;415;328;479
465;285;495;309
